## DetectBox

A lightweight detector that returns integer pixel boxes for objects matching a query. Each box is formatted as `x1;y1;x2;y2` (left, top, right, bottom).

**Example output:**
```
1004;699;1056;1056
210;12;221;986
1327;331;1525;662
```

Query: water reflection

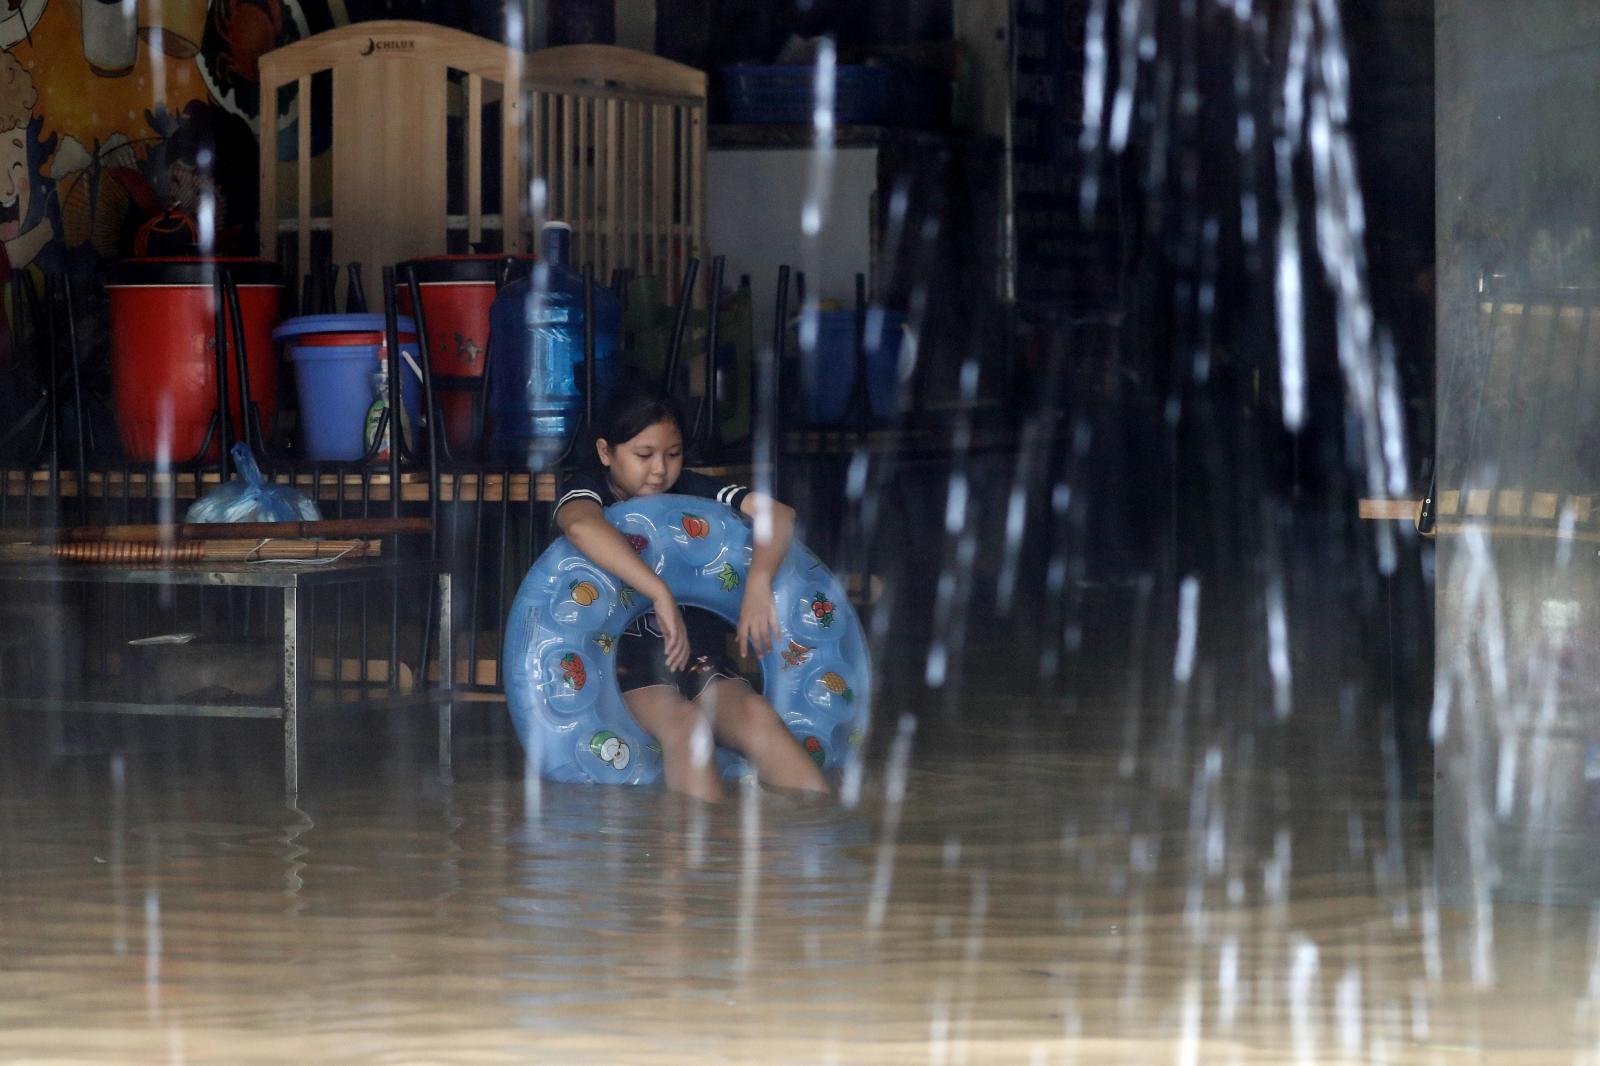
0;710;1598;1061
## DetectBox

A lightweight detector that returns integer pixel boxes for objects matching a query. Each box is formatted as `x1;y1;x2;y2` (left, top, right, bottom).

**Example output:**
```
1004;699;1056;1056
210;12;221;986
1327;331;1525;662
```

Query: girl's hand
652;592;691;672
737;572;780;658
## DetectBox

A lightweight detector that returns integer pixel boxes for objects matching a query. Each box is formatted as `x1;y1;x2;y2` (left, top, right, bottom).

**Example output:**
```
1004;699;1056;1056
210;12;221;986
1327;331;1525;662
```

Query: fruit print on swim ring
502;493;872;784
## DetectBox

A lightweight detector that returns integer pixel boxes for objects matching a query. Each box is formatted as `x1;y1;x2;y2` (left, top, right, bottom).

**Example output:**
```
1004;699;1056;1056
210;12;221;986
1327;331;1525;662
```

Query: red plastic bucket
396;255;534;451
107;257;281;462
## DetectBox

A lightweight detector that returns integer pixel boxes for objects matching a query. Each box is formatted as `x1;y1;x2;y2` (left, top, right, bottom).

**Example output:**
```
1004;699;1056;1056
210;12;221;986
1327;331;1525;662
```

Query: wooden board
3;465;759;505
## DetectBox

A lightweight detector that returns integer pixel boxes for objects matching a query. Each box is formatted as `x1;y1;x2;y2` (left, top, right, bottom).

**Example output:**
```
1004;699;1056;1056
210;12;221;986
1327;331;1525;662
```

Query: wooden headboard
521;44;707;298
258;20;524;298
258;28;708;305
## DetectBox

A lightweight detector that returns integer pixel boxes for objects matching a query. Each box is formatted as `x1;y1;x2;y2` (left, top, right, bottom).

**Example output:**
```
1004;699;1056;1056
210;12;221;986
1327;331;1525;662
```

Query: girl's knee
626;692;704;746
713;690;784;747
658;706;707;749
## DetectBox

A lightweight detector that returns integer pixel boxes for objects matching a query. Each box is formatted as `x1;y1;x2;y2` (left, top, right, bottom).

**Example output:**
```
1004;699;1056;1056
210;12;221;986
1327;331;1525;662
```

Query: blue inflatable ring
503;493;872;784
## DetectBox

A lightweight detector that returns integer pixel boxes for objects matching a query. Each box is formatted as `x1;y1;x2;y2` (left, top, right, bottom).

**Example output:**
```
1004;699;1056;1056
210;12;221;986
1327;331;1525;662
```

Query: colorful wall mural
0;0;507;441
3;0;507;282
3;0;322;277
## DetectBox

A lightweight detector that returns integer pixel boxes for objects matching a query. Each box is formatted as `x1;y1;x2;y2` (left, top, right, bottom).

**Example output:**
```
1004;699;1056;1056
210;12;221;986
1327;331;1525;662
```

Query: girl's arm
557;499;689;670
736;493;796;657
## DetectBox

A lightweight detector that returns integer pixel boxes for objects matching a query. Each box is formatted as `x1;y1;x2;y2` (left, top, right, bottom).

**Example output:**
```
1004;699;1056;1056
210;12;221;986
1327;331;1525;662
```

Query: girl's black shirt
553;468;751;520
552;468;756;693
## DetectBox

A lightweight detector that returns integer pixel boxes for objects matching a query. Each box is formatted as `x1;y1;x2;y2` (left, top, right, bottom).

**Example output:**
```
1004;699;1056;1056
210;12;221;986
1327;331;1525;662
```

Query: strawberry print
558;652;587;691
803;736;825;768
811;592;836;629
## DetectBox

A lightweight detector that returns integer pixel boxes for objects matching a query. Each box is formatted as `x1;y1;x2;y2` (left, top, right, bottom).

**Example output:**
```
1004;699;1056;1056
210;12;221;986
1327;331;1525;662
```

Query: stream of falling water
0;0;1563;1061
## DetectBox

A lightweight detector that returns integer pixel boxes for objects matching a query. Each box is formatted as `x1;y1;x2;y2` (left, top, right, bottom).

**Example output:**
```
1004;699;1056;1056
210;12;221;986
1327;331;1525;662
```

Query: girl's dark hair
579;386;684;469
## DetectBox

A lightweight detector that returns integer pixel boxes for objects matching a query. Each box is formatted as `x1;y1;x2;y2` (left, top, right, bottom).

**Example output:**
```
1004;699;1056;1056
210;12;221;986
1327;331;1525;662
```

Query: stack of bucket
395;255;533;453
107;257;282;462
799;308;907;426
395;229;624;465
106;222;625;466
274;315;424;462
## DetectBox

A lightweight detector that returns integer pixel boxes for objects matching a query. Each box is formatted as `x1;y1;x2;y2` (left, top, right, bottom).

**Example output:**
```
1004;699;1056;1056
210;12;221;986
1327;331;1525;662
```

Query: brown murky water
0;700;1594;1064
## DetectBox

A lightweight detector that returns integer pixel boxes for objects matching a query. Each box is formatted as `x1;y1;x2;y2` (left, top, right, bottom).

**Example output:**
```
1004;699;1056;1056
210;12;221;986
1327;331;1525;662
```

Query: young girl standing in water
553;387;830;802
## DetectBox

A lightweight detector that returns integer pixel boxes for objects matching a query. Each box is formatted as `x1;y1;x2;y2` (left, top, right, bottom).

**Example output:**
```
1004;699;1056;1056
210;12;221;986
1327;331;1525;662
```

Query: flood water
1;695;1594;1064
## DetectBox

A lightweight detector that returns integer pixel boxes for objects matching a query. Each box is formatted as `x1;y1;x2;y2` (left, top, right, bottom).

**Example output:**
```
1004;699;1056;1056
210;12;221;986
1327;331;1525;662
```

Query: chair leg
437;571;453;782
283;585;301;798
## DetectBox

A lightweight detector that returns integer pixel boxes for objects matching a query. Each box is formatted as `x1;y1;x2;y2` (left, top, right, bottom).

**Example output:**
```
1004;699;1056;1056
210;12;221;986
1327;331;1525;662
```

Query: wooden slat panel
675;106;687;297
689;102;704;283
631;102;644;279
262;21;539;84
605;97;619;281
510;45;706;291
576;93;590;264
329;56;448;290
499;85;521;254
467;73;483;246
1357;498;1421;521
297;74;312;289
4;462;756;504
654;103;669;290
563;93;576;229
507;60;526;253
259;75;279;259
522;44;706;99
256;23;536;270
528;90;545;232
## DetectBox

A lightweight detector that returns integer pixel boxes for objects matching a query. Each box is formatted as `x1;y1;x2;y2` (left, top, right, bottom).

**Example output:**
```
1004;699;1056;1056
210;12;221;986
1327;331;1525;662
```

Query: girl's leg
698;679;830;795
623;685;726;802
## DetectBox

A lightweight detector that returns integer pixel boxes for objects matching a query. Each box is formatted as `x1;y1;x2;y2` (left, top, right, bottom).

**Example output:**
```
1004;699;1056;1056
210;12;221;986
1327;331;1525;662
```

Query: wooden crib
258;23;706;302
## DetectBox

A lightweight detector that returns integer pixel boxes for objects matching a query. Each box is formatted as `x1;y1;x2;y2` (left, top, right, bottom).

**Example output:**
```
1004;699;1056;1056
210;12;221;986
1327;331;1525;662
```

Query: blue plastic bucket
274;314;424;461
799;309;906;426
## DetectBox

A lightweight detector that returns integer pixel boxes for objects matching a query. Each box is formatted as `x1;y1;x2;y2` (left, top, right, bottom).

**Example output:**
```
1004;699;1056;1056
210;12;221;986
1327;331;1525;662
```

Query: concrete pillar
1435;0;1600;905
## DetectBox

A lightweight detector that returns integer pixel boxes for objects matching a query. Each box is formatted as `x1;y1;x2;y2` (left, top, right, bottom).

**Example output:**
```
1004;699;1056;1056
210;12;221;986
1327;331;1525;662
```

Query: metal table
0;559;452;795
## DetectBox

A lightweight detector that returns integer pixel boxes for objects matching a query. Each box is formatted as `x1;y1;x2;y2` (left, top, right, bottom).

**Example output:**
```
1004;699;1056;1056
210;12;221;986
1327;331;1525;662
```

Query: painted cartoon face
598;418;683;500
0;126;30;242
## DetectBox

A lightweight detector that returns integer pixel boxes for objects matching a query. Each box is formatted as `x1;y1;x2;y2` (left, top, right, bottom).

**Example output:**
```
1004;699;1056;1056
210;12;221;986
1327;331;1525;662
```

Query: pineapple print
820;671;854;703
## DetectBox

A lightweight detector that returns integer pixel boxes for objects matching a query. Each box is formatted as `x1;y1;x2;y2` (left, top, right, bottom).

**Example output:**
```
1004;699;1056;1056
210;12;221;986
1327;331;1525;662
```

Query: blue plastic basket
721;65;893;125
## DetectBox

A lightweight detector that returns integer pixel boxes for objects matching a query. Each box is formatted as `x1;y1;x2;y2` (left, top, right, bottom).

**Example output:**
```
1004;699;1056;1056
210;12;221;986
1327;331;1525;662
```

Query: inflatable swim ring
503;493;872;784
